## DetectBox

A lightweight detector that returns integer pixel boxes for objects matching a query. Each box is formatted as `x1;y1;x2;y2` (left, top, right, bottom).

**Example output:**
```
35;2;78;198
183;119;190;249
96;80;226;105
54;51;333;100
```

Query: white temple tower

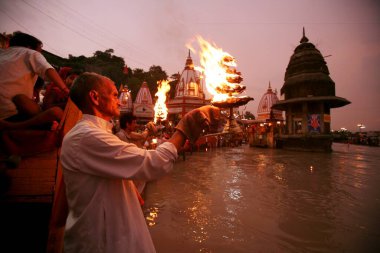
167;50;208;120
257;82;283;121
133;81;154;122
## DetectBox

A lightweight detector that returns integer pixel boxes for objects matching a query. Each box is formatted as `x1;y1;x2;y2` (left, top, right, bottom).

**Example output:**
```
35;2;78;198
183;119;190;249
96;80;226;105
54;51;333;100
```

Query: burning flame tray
211;96;253;108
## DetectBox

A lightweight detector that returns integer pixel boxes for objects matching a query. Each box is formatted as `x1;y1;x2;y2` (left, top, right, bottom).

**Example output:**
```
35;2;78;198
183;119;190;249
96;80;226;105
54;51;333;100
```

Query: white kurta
61;114;178;253
0;47;52;119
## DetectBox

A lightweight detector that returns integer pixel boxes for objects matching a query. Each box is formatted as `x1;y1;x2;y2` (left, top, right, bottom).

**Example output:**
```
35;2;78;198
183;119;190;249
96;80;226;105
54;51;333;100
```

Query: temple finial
185;49;194;69
300;27;309;43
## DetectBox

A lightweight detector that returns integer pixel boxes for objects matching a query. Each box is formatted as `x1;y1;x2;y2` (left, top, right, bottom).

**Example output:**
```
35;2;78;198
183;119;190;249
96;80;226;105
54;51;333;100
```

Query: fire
154;80;171;123
194;36;244;102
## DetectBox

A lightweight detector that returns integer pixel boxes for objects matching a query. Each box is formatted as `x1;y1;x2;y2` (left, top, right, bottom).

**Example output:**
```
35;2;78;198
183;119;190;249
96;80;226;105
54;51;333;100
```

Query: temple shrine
133;81;155;123
118;85;133;113
257;83;283;122
247;82;284;148
272;28;351;152
167;50;208;121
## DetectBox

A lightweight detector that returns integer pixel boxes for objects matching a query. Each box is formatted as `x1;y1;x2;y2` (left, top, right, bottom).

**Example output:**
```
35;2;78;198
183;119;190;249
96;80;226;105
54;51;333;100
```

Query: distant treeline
42;48;179;100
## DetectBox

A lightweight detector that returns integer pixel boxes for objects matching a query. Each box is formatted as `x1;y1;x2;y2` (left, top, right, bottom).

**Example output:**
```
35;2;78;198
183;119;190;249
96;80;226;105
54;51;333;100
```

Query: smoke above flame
154;80;171;123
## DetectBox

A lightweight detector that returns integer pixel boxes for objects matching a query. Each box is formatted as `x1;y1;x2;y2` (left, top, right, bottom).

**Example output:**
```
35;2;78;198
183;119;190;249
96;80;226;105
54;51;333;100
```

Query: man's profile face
98;78;120;118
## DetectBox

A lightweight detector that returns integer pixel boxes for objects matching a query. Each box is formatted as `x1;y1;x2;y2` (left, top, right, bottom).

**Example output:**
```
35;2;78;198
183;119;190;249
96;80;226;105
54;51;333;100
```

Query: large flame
194;36;243;102
154;80;171;123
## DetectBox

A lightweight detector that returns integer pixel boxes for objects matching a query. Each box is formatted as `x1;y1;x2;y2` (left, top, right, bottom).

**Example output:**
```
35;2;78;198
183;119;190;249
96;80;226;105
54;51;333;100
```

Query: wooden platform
0;98;82;253
0;148;59;253
1;149;59;203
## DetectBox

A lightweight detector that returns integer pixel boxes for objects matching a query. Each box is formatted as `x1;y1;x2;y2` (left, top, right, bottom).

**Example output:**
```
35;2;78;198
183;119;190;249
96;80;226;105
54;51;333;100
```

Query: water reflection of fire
154;80;171;124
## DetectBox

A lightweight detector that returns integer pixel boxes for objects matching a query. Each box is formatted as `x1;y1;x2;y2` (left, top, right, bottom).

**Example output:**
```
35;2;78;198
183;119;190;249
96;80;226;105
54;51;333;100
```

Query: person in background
42;67;82;111
115;112;156;148
0;31;69;130
115;112;157;193
61;72;220;253
33;77;45;105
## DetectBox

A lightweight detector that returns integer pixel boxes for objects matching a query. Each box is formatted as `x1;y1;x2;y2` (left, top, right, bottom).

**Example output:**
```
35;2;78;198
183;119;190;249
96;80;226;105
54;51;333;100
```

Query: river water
143;143;380;253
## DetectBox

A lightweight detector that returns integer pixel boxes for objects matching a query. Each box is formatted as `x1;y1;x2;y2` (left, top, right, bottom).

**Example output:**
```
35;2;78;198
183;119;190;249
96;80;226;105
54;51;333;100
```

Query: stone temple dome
257;82;283;120
274;28;350;109
271;28;351;152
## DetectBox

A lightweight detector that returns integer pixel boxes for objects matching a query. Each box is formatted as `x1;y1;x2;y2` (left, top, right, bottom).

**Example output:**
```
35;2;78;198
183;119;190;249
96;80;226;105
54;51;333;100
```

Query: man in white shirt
61;72;220;253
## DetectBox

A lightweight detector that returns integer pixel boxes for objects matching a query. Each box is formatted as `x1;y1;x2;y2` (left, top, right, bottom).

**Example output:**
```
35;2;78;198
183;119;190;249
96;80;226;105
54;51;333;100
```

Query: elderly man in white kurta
61;72;220;253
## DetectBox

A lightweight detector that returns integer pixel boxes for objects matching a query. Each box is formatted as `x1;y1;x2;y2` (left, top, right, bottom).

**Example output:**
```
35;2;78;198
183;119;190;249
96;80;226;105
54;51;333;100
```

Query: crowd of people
1;31;221;253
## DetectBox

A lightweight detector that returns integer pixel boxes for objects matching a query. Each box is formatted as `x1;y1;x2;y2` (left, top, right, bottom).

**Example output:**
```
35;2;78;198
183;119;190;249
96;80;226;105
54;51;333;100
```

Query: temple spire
185;50;194;70
300;27;309;43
